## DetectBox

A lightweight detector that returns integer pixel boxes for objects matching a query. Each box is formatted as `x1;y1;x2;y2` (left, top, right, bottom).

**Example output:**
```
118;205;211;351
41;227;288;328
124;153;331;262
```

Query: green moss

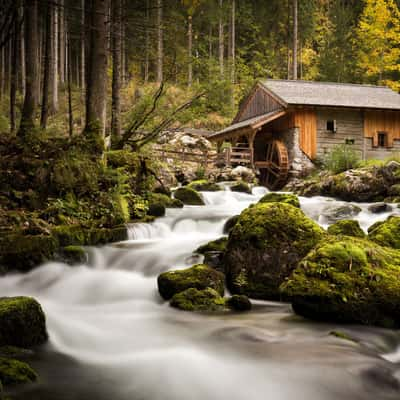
0;346;34;359
0;357;37;385
327;220;365;238
188;180;220;192
0;297;48;348
173;187;205;206
258;193;300;208
147;193;183;209
223;215;239;234
60;246;87;265
195;237;227;255
0;233;58;272
106;150;140;170
170;288;226;311
230;182;251;194
224;202;326;299
147;203;166;217
281;237;400;327
157;264;225;300
368;216;400;249
329;331;357;343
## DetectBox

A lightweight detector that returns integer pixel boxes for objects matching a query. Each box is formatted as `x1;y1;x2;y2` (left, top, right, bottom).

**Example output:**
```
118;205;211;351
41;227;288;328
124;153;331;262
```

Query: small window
327;120;337;133
345;138;355;145
377;132;388;147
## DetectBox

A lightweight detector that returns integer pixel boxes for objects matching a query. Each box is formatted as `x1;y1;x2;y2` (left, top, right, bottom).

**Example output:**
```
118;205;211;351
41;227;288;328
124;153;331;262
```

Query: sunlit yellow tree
356;0;400;90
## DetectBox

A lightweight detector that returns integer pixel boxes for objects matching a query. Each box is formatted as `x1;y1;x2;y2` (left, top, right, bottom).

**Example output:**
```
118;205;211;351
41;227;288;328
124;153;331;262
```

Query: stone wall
316;109;364;159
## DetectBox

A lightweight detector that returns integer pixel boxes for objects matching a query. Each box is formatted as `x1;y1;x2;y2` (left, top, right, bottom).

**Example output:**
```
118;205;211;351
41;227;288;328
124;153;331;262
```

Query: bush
323;144;361;174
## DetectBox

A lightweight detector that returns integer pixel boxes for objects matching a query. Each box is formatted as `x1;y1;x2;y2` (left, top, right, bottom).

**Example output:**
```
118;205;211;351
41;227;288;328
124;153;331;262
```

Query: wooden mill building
209;80;400;189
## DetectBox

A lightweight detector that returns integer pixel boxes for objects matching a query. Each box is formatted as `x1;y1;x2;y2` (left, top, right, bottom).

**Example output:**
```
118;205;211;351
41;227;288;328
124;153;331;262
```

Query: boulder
321;204;362;223
231;166;255;183
157;264;225;300
368;202;391;214
258;193;300;208
147;193;183;209
188;180;220;192
281;238;400;328
195;237;227;254
0;297;48;348
147;203;166;217
203;251;224;273
223;215;239;234
59;245;87;265
230;182;251;194
368;216;400;249
226;295;252;311
170;288;226;312
224;203;325;299
0;357;38;385
173;187;205;206
327;220;365;238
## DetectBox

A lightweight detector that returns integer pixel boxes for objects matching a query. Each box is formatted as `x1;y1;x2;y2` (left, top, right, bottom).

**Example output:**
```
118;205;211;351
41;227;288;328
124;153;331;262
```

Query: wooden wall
236;86;283;123
364;111;400;147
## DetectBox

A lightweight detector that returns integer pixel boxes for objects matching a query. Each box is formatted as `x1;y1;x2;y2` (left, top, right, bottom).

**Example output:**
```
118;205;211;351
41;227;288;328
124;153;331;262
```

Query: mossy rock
0;346;34;359
106;150;140;170
327;220;365;238
0;297;48;348
59;246;87;265
281;237;400;327
195;237;227;255
322;204;362;223
147;203;166;217
147;193;183;209
188;180;220;192
0;233;58;272
223;215;239;234
226;295;252;311
157;264;225;300
170;288;226;312
258;193;300;208
368;216;400;249
224;203;325;300
0;357;38;385
230;182;251;194
173;187;205;206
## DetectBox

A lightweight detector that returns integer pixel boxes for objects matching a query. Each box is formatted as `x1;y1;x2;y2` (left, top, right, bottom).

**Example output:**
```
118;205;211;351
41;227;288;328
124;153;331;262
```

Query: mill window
377;132;388;147
327;120;337;133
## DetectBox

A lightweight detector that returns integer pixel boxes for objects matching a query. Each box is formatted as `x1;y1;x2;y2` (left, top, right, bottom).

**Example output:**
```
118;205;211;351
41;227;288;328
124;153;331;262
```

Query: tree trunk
19;0;39;136
67;31;73;137
59;0;65;84
144;0;149;83
156;0;163;83
0;35;4;100
188;15;192;87
80;0;85;92
111;0;122;140
20;9;26;97
10;9;19;133
218;0;224;78
51;2;58;112
84;0;109;142
41;1;52;129
292;0;298;80
230;0;235;83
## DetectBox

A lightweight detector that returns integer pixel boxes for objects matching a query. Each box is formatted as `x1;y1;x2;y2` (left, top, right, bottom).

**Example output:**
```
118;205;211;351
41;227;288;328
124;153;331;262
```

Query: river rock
226;295;252;311
281;237;400;328
258;193;300;208
196;237;227;254
224;203;325;299
231;166;255;182
188;180;220;192
0;297;48;348
157;264;225;300
368;203;391;214
322;204;362;223
368;216;400;249
170;288;226;312
203;251;225;272
147;193;183;209
223;215;239;234
0;357;38;385
230;181;251;194
173;187;205;206
327;220;365;238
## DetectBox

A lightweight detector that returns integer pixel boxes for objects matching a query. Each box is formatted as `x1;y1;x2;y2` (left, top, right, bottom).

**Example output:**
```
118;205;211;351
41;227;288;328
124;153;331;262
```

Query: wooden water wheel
255;139;289;190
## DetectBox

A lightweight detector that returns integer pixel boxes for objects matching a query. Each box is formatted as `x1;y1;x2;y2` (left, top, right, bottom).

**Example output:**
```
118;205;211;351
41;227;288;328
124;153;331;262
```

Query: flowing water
2;186;400;400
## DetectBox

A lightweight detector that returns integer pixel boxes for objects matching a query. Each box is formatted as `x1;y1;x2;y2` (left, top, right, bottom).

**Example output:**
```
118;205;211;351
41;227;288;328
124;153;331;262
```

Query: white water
1;187;400;399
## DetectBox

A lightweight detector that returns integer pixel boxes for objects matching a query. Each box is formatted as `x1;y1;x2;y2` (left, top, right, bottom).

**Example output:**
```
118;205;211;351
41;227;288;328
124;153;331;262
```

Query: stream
1;186;400;400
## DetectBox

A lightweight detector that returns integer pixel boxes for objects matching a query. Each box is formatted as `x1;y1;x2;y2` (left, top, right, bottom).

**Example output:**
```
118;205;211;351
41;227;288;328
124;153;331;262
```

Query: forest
1;1;400;400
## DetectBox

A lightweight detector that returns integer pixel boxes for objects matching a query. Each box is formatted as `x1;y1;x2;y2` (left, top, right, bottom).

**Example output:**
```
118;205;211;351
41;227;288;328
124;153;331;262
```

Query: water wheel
255;139;289;190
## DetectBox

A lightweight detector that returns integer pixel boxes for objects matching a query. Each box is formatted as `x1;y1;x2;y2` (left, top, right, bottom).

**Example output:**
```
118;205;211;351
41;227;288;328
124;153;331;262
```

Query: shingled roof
261;80;400;110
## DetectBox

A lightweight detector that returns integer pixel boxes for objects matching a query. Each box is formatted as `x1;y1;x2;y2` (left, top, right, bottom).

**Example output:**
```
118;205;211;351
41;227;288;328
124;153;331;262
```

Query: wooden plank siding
235;85;284;123
364;111;400;147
